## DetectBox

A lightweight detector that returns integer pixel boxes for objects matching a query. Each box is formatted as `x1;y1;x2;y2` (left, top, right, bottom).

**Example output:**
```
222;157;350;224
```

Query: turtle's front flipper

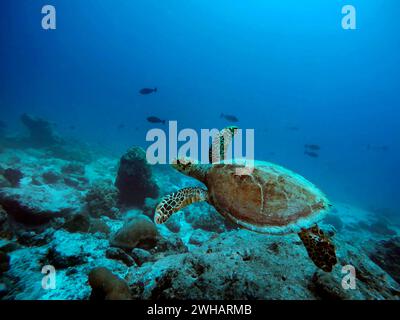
209;126;238;163
298;225;337;272
154;187;208;224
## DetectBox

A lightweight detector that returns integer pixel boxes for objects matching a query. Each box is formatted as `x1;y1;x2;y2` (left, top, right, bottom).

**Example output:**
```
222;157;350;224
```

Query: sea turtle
154;127;337;272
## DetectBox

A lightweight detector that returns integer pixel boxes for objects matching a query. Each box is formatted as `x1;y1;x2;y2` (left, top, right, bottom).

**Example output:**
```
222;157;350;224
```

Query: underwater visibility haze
0;0;399;301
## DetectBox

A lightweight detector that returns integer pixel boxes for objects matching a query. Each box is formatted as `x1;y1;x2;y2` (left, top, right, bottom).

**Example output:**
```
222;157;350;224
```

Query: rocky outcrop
0;186;82;225
115;147;159;207
20;113;62;147
41;244;88;269
369;237;400;284
128;230;400;300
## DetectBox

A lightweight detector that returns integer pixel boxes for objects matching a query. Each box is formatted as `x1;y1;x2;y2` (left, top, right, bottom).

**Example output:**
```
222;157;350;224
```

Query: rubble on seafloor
0;135;399;300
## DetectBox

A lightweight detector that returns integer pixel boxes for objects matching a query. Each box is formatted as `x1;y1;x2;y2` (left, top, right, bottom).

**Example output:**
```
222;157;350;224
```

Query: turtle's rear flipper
209;126;238;163
154;187;208;224
298;225;337;272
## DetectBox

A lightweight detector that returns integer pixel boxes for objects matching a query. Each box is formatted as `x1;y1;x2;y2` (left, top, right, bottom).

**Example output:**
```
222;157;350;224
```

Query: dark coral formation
0;188;72;225
130;248;152;266
20;113;62;147
46;143;93;163
61;163;88;191
61;162;85;175
115;146;159;207
369;237;400;284
88;267;131;300
41;171;61;184
105;248;135;267
324;213;343;231
0;251;10;276
2;168;23;187
41;244;87;269
0;206;13;239
62;214;91;233
85;180;119;219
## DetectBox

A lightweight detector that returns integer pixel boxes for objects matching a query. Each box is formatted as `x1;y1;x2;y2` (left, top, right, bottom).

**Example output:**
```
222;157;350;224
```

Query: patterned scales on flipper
154;187;208;224
298;225;337;272
209;126;238;164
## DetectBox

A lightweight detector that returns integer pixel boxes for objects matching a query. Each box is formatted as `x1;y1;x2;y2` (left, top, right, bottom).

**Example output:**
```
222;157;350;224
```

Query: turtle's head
172;157;196;176
171;157;208;183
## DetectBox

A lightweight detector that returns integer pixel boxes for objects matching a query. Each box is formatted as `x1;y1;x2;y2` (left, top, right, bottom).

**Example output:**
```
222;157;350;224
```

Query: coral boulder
115;146;158;207
110;215;158;250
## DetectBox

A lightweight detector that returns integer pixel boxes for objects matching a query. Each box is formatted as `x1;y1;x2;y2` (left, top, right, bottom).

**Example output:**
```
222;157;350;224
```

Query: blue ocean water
1;0;399;215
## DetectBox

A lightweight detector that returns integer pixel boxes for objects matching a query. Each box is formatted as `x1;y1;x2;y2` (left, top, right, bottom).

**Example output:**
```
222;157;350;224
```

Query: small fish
304;151;319;158
140;87;157;95
305;144;321;151
147;116;166;124
220;113;239;123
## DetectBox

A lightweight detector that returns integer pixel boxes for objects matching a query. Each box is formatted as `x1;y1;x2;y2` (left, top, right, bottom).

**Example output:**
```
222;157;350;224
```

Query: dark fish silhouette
147;116;166;124
305;144;321;151
140;87;157;95
220;113;239;122
304;151;319;158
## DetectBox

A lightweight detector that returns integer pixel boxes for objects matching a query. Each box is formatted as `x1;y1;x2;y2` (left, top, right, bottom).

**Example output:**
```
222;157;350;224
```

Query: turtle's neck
187;164;210;185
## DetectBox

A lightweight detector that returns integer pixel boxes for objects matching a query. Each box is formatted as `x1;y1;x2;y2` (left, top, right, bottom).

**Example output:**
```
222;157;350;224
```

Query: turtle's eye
182;162;191;170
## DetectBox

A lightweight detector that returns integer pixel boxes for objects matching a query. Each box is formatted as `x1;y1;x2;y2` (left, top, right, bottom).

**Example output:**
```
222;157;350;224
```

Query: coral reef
41;244;88;269
115;146;159;207
369;237;400;284
0;186;82;225
358;220;396;236
0;142;399;301
85;180;119;219
20;113;63;147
